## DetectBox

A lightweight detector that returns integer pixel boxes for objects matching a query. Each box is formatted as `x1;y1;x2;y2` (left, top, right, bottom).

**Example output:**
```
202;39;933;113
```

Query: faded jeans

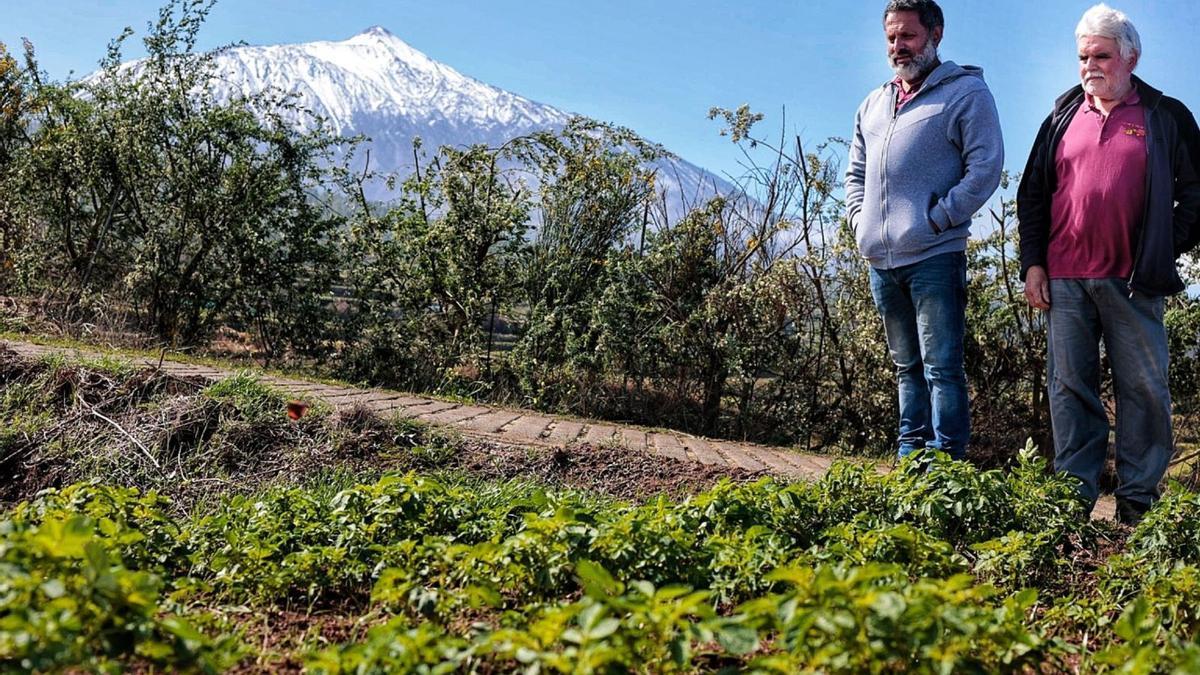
869;252;969;460
1048;278;1173;507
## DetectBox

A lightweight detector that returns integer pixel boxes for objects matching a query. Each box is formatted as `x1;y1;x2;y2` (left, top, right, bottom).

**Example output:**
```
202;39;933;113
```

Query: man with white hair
1018;4;1200;525
845;0;1004;461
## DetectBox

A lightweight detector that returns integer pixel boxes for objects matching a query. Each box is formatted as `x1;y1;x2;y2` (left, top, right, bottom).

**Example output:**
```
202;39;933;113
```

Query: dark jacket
1017;76;1200;296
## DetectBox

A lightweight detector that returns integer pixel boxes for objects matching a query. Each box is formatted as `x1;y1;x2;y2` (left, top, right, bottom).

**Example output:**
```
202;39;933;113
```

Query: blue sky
5;0;1200;182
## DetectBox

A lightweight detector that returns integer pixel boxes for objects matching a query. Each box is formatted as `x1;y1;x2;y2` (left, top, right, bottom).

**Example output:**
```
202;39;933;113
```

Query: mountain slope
198;26;727;208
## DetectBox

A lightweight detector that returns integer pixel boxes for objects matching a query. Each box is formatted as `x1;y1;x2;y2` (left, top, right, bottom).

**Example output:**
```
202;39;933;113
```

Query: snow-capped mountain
195;26;728;209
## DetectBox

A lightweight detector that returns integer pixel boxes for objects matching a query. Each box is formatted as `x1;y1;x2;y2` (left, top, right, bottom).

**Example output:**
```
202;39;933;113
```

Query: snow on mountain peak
341;25;439;72
357;25;395;39
200;26;571;138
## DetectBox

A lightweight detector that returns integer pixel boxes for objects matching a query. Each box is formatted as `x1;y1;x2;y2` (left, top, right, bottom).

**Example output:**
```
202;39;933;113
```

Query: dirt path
3;339;1116;520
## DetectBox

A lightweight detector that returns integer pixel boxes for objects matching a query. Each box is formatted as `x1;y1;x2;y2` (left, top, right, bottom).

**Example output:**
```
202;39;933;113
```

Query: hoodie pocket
927;193;944;234
853;210;886;260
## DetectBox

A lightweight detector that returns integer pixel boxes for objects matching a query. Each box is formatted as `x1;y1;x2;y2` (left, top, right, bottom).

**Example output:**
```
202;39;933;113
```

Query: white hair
1075;4;1142;63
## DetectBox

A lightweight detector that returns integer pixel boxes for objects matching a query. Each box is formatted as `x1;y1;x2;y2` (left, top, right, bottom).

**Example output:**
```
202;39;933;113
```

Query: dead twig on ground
76;392;161;470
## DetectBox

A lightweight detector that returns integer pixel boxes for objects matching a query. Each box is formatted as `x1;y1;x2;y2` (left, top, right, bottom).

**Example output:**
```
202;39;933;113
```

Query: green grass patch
202;372;292;422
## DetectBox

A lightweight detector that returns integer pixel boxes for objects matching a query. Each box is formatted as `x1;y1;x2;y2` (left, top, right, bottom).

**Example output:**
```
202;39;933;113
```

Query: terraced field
4;347;1195;673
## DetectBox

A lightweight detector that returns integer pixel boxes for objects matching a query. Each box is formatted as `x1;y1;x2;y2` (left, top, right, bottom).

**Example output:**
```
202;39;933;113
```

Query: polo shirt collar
891;74;928;94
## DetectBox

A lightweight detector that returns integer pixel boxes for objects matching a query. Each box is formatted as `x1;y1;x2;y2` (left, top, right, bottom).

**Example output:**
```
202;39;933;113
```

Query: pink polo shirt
1047;88;1147;280
892;75;924;111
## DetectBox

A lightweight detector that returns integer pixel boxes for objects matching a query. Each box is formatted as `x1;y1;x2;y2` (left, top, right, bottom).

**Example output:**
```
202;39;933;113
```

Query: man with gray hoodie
845;0;1004;460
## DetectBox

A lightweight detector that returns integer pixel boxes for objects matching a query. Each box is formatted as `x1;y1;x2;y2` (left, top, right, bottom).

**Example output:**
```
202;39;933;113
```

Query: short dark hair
883;0;945;31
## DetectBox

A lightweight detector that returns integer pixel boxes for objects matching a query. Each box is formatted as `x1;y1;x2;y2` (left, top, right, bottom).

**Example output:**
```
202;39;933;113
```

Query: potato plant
5;446;1200;672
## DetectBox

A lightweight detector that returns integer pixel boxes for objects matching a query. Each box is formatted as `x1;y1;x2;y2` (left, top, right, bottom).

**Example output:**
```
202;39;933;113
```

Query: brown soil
226;607;381;674
327;402;767;502
434;437;765;503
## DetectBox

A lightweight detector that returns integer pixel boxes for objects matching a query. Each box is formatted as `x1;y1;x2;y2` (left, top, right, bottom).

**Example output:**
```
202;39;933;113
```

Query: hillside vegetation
2;2;1199;458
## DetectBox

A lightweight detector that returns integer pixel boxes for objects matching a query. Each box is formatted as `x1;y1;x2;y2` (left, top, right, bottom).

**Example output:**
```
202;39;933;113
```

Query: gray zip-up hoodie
845;61;1004;270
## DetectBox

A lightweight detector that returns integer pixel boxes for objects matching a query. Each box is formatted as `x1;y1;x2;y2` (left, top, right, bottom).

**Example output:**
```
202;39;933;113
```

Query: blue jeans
1047;278;1173;507
869;252;969;460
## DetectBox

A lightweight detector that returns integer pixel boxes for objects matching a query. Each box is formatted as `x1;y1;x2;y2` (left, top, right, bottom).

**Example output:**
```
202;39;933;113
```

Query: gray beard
890;40;939;82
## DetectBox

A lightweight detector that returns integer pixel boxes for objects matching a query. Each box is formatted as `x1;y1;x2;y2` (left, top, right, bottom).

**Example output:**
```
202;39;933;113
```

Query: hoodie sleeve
844;101;868;230
929;85;1004;232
